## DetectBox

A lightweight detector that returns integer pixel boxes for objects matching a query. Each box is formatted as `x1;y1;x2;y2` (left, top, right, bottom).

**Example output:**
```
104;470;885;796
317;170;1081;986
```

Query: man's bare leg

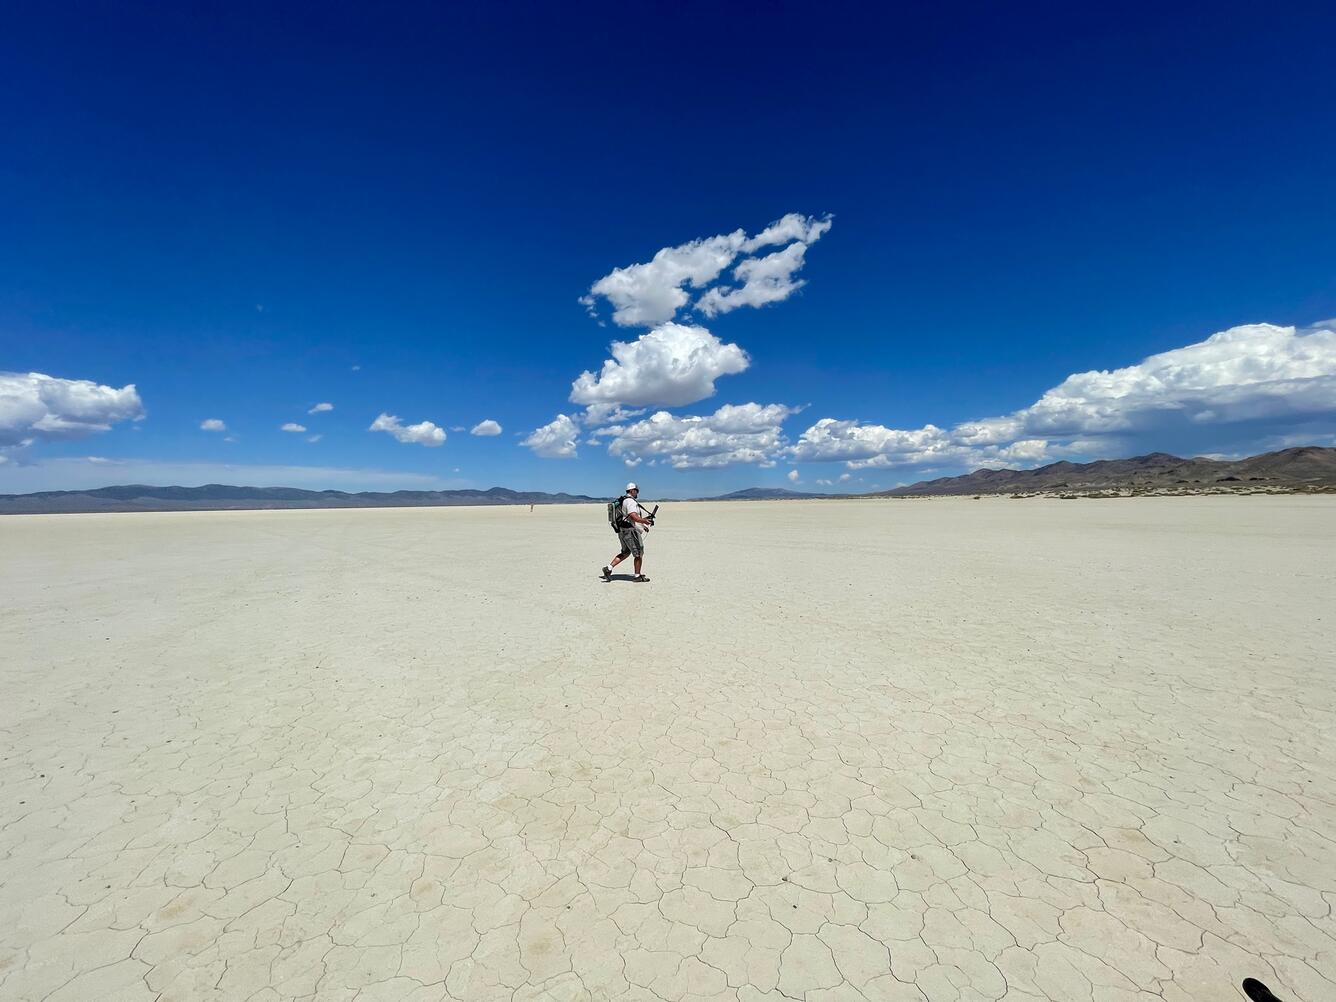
603;549;630;579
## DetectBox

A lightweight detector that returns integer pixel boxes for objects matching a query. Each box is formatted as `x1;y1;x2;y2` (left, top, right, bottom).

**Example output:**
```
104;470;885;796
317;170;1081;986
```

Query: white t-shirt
622;496;645;535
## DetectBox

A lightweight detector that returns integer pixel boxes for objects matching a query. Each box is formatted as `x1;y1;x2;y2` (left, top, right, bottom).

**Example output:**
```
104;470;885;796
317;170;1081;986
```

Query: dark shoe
1243;980;1284;1002
633;574;650;583
601;566;612;581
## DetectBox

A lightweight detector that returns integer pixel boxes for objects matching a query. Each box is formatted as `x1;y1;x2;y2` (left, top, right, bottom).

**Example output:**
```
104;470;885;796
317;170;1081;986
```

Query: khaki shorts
617;527;644;558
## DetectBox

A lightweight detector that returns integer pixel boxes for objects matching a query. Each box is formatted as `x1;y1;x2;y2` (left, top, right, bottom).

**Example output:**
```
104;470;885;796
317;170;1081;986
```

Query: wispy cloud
308;402;334;414
740;214;833;253
470;419;502;436
582;404;646;427
280;422;307;433
201;418;227;432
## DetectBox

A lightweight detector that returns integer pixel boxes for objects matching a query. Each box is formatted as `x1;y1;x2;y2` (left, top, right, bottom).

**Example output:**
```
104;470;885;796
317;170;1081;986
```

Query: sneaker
601;565;612;581
633;574;650;583
1243;980;1283;1002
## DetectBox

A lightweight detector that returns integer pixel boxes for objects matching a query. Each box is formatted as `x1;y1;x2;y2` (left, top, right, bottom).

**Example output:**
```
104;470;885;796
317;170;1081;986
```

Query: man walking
602;482;654;582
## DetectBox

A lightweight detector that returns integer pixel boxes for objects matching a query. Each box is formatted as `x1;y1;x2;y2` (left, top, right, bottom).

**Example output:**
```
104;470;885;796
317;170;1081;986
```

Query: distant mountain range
707;487;827;501
702;447;1336;501
0;484;602;514
878;446;1336;497
3;447;1333;513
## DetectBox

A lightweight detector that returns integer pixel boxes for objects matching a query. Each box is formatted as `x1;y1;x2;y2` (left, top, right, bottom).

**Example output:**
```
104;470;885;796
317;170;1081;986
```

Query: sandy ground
1;497;1334;1002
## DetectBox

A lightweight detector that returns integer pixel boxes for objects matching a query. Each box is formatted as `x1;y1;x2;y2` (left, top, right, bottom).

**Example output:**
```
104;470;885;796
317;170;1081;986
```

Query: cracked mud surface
2;497;1334;1002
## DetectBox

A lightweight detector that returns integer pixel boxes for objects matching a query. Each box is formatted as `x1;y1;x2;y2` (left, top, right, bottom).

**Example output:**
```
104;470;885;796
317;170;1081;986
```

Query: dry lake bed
2;497;1334;1002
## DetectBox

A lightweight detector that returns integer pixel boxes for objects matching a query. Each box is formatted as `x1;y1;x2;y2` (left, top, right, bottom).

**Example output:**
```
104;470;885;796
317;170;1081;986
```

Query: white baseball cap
626;482;638;491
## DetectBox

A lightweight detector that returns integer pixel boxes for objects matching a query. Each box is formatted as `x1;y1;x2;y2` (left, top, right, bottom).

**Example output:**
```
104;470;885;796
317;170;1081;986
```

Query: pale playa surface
2;499;1334;1002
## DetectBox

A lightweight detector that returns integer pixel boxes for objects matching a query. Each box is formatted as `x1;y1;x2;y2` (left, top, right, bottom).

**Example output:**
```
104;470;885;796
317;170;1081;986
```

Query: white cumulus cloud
741;212;833;253
787;469;800;483
696;241;814;318
570;323;750;411
788;419;955;466
522;414;580;459
551;215;832;464
597;403;801;469
201;418;227;432
369;412;446;447
470;419;502;436
1004;321;1336;436
788;419;1070;471
0;372;144;448
281;422;307;433
308;402;333;414
790;321;1336;470
583;232;744;328
581;213;831;327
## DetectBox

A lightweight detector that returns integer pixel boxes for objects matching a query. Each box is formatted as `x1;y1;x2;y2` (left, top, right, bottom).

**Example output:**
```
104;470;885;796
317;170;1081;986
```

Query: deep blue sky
3;2;1334;495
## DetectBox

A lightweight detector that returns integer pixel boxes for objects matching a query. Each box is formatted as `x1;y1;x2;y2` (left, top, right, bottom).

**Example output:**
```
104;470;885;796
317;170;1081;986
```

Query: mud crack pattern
1;498;1333;1001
